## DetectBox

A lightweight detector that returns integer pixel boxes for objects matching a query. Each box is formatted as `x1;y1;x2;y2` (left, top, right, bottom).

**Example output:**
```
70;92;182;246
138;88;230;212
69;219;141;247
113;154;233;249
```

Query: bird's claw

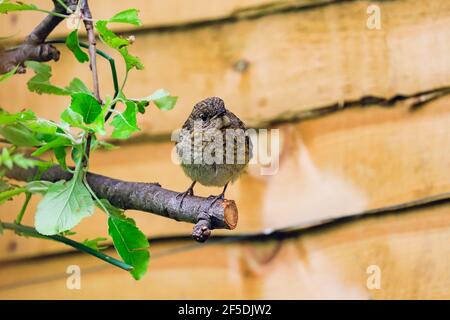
176;185;195;209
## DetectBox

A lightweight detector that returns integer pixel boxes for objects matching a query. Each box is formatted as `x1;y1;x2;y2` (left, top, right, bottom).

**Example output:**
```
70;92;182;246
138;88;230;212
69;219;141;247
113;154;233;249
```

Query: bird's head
190;97;227;123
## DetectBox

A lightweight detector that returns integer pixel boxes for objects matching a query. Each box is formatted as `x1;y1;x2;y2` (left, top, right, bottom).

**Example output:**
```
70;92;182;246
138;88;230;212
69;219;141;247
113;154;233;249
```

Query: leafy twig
1;222;133;271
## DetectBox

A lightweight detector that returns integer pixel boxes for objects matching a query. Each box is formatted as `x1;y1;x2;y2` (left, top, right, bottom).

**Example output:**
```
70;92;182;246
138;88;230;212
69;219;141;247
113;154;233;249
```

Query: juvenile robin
175;97;252;205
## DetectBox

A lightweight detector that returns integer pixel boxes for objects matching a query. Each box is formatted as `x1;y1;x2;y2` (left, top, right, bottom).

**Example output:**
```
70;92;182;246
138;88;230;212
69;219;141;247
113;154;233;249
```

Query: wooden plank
0;0;321;42
1;202;449;299
1;0;449;136
1;97;449;261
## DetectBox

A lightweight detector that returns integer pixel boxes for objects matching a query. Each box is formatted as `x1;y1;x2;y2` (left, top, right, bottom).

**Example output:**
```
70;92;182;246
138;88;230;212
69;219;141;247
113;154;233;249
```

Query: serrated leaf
70;92;102;124
35;176;95;235
0;1;37;14
0;123;42;146
66;78;91;94
109;8;141;26
0;65;18;82
108;215;149;280
120;47;144;71
110;100;139;139
66;30;89;63
95;20;129;49
25;61;71;96
95;20;144;72
31;136;71;157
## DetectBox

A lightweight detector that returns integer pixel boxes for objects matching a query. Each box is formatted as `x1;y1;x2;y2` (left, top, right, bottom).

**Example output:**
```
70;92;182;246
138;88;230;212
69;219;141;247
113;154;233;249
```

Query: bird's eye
200;113;207;121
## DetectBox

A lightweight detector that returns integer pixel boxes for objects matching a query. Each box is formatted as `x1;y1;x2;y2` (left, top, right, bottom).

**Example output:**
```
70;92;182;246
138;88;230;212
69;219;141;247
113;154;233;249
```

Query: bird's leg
206;182;229;209
176;181;196;208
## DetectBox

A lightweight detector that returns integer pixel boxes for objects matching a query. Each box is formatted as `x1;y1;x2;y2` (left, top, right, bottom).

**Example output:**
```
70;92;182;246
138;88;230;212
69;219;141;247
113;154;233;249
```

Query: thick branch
0;0;77;74
6;165;239;242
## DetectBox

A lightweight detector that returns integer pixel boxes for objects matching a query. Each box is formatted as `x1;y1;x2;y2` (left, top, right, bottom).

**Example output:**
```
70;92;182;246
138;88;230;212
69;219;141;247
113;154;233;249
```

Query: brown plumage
175;97;252;199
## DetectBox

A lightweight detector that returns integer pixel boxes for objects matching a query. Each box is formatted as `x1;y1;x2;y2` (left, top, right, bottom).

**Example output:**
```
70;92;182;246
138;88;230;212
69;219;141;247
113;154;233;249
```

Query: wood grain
0;0;339;42
1;201;448;299
1;96;449;261
1;0;449;136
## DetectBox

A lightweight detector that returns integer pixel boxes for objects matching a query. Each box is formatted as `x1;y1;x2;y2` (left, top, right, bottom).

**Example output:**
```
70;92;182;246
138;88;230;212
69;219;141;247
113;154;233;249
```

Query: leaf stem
1;222;133;271
15;192;31;224
45;40;119;122
55;0;72;14
0;187;26;203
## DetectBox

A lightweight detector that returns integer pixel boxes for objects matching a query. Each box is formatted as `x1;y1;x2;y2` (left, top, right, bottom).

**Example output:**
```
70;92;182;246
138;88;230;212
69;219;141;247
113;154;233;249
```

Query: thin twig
1;222;133;271
81;0;101;102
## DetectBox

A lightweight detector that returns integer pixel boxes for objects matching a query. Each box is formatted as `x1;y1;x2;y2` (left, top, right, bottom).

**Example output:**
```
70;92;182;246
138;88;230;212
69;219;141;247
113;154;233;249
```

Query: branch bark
0;0;78;74
6;165;239;242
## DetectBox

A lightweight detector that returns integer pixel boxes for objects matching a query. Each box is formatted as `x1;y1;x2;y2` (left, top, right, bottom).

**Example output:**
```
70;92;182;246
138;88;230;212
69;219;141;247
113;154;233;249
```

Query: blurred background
0;0;450;299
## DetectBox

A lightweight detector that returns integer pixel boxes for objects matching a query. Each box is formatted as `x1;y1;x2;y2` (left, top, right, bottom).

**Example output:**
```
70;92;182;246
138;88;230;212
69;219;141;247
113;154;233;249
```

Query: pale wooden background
0;0;449;299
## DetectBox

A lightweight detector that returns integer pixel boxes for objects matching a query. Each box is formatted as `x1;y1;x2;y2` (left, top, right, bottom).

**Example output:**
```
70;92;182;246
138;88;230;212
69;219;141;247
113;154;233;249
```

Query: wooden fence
0;0;449;299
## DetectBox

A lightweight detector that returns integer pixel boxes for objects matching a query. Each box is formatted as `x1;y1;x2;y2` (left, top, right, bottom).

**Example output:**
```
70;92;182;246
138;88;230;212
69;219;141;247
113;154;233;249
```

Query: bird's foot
176;182;196;209
206;192;225;210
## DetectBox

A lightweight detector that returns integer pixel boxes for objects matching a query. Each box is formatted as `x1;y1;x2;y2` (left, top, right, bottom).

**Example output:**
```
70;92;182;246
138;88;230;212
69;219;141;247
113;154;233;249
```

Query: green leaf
0;123;42;146
0;186;26;204
0;1;37;14
110;100;139;139
70;92;102;124
1;148;12;169
82;237;108;251
26;119;58;135
66;78;91;94
26;180;53;194
31;136;71;157
0;65;18;82
53;146;67;170
11;153;40;169
95;20;129;49
154;95;178;111
109;8;141;26
0;109;36;125
132;89;178;111
66;30;89;63
108;215;149;280
96;198;124;218
35;175;95;235
97;140;118;151
95;20;144;72
0;180;11;192
25;61;71;96
120;47;144;72
61;108;86;128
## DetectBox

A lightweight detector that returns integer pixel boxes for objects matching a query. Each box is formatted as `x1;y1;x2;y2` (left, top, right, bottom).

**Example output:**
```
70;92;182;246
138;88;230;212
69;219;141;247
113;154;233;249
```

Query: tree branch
80;0;101;102
0;0;78;74
6;165;239;242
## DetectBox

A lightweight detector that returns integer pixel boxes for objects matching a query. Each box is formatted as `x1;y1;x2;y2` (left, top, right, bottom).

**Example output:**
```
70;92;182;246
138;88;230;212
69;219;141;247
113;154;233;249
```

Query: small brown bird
175;97;252;204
